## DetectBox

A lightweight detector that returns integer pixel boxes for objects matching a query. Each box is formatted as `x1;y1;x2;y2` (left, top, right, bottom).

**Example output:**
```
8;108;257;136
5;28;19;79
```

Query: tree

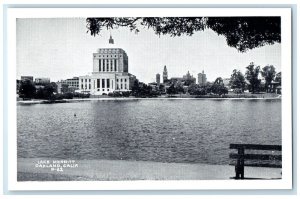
61;83;69;94
43;83;56;100
19;80;36;99
261;65;276;93
167;84;177;96
131;79;140;96
245;62;261;94
275;72;281;85
86;17;280;52
229;69;246;92
211;77;228;96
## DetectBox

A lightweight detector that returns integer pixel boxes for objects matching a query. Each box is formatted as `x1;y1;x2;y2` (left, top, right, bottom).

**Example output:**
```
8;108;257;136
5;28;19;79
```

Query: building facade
163;65;168;83
198;70;207;86
61;77;79;89
35;77;50;85
156;73;161;84
79;37;136;95
21;76;34;82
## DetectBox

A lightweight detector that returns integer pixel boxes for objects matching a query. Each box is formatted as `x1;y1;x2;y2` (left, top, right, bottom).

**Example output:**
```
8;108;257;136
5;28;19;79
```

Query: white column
100;59;103;72
109;59;111;72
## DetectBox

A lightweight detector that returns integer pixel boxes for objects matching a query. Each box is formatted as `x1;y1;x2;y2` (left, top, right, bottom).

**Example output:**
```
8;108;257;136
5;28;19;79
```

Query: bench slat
230;153;282;161
230;144;282;151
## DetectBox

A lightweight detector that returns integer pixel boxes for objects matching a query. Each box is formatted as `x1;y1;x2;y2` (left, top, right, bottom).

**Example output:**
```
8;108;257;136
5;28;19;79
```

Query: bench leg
235;149;245;179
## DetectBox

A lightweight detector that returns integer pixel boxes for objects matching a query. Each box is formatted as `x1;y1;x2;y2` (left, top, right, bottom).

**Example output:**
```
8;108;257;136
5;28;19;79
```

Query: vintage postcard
6;8;292;190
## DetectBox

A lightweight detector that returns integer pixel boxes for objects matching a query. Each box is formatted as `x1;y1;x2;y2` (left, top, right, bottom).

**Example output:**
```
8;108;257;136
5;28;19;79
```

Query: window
102;79;105;88
125;79;127;82
114;60;117;71
117;84;119;89
106;60;109;71
97;79;100;88
107;79;110;88
121;79;123;82
89;79;91;82
85;79;87;82
81;84;83;89
117;79;119;82
89;84;91;89
121;84;123;89
125;84;127;89
81;79;83;82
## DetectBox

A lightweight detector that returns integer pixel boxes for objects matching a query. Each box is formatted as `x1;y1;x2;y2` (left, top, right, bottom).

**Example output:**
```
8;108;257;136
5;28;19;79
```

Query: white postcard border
6;8;292;191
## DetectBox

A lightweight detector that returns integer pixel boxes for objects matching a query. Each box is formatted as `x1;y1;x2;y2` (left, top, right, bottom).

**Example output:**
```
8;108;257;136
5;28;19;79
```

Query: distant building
156;73;161;84
21;76;33;82
223;78;231;88
61;77;79;89
79;36;136;95
198;70;207;86
183;71;196;85
170;77;184;85
35;77;50;85
163;65;168;83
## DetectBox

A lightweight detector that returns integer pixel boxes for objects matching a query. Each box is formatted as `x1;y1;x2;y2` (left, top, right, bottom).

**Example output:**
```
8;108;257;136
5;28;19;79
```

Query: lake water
17;99;281;165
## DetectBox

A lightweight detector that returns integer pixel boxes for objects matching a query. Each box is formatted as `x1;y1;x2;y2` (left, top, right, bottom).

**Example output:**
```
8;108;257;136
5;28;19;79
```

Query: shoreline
17;158;282;181
17;96;281;104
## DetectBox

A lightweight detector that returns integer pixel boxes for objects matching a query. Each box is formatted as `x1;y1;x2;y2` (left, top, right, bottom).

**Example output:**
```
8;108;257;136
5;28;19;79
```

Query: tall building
163;65;168;83
183;71;196;84
156;73;161;84
198;70;207;86
79;36;136;95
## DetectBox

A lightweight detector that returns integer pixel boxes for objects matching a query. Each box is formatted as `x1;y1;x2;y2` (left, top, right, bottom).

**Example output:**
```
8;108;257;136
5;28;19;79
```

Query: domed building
79;35;136;95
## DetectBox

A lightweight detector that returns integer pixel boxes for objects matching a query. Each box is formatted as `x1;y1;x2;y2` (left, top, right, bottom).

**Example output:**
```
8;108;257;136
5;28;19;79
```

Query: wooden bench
229;144;282;179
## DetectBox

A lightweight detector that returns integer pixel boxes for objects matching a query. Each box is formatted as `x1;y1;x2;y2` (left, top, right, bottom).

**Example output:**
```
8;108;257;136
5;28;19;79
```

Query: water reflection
17;99;281;165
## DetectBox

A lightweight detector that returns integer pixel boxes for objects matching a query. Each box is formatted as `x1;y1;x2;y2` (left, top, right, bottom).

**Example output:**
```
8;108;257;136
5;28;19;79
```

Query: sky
17;18;281;83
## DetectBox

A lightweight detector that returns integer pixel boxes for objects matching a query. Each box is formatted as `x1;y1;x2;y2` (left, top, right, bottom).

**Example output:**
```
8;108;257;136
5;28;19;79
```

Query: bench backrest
229;144;282;168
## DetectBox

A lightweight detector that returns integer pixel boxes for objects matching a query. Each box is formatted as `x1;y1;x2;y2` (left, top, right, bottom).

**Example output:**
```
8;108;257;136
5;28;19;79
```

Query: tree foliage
261;65;276;92
275;72;281;85
229;69;246;92
86;17;280;52
19;80;36;99
245;62;261;93
211;77;228;96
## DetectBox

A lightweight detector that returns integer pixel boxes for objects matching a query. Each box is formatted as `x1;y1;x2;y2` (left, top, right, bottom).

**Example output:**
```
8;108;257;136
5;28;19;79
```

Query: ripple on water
17;99;281;165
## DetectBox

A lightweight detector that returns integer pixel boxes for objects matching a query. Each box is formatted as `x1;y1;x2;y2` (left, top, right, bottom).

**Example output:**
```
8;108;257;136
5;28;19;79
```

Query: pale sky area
17;18;281;83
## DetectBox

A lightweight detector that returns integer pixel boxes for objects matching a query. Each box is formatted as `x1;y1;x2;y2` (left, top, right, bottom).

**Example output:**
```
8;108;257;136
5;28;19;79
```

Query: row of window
80;78;128;90
96;54;122;58
116;78;127;83
99;59;117;72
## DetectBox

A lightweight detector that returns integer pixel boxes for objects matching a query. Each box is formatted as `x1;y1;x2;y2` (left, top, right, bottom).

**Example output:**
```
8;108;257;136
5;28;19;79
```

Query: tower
109;34;114;44
163;65;168;83
198;70;207;86
156;73;161;84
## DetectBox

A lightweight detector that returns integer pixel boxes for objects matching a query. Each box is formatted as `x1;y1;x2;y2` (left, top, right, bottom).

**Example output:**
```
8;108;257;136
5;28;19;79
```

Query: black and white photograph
7;7;292;190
